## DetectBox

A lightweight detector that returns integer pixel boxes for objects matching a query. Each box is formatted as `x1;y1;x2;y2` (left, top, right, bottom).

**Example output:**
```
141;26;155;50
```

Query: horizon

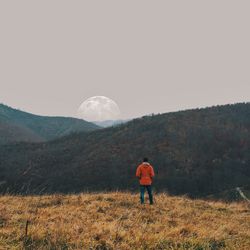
1;100;249;122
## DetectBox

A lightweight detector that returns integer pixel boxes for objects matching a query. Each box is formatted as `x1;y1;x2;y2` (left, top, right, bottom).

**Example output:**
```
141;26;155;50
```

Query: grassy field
0;192;249;250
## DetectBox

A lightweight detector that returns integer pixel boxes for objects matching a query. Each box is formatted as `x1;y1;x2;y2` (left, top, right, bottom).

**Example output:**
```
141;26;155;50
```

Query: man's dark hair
143;157;148;162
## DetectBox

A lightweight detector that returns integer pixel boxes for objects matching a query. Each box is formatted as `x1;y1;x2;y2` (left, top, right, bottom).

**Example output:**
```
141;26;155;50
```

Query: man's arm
150;166;155;179
136;166;141;179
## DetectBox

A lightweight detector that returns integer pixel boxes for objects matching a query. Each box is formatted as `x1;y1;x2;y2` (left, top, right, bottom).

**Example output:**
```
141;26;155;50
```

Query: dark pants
140;185;153;204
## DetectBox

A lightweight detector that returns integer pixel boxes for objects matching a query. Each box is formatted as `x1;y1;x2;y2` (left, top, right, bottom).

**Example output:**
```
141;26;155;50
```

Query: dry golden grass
0;192;249;250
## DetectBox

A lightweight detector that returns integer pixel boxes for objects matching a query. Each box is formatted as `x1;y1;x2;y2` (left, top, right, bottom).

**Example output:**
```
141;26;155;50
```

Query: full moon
77;96;121;122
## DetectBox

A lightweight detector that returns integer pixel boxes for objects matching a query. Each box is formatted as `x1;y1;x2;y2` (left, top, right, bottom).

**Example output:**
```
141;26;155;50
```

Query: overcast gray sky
0;1;249;120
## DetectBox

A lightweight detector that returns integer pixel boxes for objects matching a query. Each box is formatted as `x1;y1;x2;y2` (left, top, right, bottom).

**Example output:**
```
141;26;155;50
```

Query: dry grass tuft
0;192;249;249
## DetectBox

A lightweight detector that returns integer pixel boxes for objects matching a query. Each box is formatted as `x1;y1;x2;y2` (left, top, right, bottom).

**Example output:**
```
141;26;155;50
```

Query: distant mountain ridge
0;102;250;199
93;119;130;128
0;104;100;144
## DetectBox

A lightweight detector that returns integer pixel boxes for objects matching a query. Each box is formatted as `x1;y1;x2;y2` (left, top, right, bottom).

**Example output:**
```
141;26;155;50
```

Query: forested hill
0;104;100;144
0;103;250;198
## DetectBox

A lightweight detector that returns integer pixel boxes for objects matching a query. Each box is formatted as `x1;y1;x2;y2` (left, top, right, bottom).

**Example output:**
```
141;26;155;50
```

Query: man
136;157;155;205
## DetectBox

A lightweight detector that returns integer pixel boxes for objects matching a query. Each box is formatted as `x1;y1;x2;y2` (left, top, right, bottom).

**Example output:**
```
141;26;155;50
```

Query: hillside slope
0;119;44;144
0;103;250;197
0;104;100;144
0;192;249;249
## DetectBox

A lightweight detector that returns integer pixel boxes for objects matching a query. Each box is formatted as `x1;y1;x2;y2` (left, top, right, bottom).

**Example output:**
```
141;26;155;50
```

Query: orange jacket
136;162;155;185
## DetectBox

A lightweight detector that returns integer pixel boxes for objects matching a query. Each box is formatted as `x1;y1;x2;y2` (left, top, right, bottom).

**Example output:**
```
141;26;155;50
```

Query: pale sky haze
0;1;249;120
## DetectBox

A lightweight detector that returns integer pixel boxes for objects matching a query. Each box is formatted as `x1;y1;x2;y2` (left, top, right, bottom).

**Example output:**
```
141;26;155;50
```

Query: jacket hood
142;162;150;166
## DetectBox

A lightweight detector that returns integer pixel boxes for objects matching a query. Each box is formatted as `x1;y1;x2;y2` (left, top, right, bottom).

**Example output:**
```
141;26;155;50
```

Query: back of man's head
143;157;149;163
